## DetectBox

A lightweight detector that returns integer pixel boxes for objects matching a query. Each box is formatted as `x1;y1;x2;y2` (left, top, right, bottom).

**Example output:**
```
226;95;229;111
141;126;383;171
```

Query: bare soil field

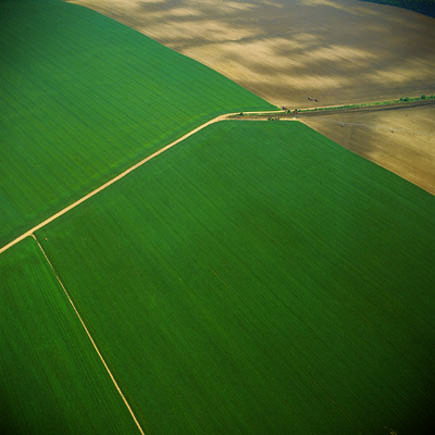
68;0;435;108
303;105;435;193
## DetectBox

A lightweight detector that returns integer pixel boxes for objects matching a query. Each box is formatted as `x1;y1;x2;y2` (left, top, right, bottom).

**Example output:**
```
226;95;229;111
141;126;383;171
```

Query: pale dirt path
0;110;282;256
32;233;146;435
2;102;431;257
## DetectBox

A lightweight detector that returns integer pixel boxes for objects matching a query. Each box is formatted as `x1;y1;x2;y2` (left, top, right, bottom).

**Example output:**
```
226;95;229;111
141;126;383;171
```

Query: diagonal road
3;97;430;255
0;110;283;255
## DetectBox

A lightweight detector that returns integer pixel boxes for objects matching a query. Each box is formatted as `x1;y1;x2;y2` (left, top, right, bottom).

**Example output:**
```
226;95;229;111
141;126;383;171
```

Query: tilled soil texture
303;104;435;194
68;0;435;108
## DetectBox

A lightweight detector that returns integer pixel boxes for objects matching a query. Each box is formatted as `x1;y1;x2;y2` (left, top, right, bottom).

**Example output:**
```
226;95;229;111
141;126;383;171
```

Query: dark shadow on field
395;357;435;435
0;392;21;435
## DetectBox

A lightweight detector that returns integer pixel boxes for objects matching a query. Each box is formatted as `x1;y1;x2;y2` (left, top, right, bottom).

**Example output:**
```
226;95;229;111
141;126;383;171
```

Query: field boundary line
0;110;284;256
32;234;146;435
0;97;428;256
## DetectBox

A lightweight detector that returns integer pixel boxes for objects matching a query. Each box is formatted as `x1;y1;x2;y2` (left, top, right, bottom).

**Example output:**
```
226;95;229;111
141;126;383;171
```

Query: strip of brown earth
229;98;435;119
304;105;435;194
298;99;435;116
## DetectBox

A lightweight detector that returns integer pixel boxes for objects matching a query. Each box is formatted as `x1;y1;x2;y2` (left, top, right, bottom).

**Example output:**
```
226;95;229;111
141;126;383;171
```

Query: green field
0;0;273;247
0;237;138;434
35;121;435;434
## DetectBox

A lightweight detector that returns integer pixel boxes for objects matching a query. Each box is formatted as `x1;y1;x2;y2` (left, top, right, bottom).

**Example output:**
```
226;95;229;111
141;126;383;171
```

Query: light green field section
0;237;139;434
0;0;273;246
37;122;435;434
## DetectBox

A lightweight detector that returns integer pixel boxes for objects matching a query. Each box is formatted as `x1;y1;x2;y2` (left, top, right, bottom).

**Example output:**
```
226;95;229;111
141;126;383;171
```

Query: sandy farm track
68;0;435;108
0;110;284;255
303;104;435;194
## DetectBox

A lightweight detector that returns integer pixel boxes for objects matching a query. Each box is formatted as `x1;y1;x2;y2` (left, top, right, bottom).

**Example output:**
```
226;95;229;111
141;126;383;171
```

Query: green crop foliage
37;122;435;434
0;237;139;434
0;0;273;246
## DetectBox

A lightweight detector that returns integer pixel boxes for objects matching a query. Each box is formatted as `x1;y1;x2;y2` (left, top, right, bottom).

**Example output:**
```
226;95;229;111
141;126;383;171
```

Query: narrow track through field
32;233;146;435
0;110;285;256
1;97;431;256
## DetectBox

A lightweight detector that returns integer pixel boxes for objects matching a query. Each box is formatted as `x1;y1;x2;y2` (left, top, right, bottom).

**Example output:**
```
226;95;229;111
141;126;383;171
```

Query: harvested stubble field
34;122;435;434
69;0;435;108
303;104;435;193
0;0;273;247
0;238;138;434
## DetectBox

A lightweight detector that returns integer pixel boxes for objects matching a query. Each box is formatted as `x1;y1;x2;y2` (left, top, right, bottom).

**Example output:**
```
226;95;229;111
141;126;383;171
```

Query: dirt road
297;99;435;117
0;110;283;255
229;98;435;118
1;100;432;257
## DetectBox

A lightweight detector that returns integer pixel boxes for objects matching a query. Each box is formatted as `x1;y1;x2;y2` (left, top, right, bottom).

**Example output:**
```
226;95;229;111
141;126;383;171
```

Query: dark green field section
37;122;435;434
361;0;435;17
0;237;139;434
0;0;273;247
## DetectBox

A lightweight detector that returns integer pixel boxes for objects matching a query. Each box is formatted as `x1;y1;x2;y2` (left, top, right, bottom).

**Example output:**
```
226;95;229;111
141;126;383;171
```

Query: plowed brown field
68;0;435;108
303;105;435;193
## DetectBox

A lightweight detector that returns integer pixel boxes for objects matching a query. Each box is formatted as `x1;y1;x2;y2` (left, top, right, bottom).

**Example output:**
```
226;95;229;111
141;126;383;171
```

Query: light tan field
68;0;435;108
66;0;434;192
303;105;435;194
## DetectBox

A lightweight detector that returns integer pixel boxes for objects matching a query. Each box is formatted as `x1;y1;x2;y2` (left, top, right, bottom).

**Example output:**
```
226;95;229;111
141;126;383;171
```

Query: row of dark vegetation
361;0;435;17
237;95;434;118
299;94;435;113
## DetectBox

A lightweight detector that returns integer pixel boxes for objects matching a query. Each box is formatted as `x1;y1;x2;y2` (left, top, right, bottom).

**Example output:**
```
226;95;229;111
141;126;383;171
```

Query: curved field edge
0;0;274;246
37;121;435;434
67;0;435;108
301;104;435;194
0;237;139;434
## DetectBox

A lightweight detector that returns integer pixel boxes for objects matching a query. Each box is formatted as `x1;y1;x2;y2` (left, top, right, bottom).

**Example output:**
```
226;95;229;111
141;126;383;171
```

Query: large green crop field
34;121;435;434
1;2;434;432
0;0;273;247
0;237;138;434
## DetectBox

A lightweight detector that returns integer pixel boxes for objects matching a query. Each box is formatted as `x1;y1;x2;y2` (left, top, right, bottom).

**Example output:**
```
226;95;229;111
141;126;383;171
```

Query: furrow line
32;233;146;435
